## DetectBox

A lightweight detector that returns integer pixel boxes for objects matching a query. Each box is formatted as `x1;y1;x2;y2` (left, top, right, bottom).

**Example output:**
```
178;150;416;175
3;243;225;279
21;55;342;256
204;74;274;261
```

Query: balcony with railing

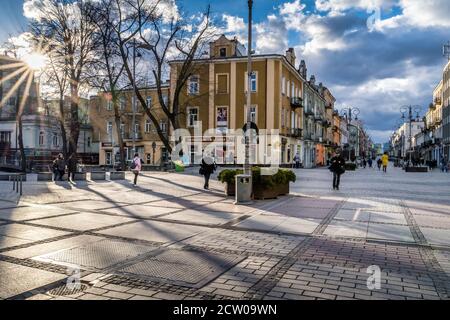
287;128;303;138
290;97;303;110
314;114;324;122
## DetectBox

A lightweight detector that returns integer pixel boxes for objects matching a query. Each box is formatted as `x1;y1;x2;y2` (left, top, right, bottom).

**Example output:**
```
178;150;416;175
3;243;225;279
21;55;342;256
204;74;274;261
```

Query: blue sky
2;0;450;143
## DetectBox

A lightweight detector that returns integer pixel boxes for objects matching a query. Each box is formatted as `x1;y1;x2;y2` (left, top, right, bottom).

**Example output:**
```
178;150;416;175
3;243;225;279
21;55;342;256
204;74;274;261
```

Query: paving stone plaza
0;166;449;300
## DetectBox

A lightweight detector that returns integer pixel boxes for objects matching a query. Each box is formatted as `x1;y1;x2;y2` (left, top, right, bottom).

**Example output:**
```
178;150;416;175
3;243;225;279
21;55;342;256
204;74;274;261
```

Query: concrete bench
90;171;106;181
38;172;54;181
109;171;125;180
405;167;428;173
0;174;27;181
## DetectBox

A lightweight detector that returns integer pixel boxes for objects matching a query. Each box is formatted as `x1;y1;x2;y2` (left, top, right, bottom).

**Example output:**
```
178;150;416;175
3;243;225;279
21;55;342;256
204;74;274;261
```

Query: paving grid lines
401;201;450;299
241;198;347;299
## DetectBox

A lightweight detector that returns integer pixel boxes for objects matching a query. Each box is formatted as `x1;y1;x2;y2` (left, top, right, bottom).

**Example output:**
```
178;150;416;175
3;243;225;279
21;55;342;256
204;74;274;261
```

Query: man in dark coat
200;155;216;190
329;150;346;190
67;154;78;181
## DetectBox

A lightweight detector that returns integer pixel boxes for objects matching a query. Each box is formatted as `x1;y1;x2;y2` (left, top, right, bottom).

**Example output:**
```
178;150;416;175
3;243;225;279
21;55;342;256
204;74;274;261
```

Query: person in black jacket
200;155;216;190
329;150;346;190
67;154;78;181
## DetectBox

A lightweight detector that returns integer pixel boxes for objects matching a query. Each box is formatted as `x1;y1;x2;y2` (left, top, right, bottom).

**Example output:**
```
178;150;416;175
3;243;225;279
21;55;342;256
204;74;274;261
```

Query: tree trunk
17;116;27;173
68;83;80;158
58;97;68;158
113;101;126;171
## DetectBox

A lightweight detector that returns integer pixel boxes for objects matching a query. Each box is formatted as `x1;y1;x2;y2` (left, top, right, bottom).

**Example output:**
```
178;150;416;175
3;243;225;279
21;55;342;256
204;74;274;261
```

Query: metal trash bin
235;174;252;204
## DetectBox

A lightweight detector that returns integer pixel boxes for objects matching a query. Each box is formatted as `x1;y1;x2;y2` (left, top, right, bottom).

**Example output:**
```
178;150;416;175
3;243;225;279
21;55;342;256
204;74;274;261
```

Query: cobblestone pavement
0;165;449;300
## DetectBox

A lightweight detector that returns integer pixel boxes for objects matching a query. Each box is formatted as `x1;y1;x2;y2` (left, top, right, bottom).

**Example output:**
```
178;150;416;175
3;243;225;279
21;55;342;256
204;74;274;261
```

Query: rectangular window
287;80;290;97
281;108;285;127
0;131;11;143
187;107;199;127
250;72;257;92
292;83;295;98
87;137;91;148
146;96;152;108
219;47;227;57
106;100;113;111
145;119;152;133
134;123;140;139
162;95;169;106
245;72;258;93
282;77;286;95
160;120;167;133
245;105;257;123
120;123;125;137
39;131;44;146
188;75;200;95
119;97;125;110
107;121;113;135
52;133;58;147
216;74;229;94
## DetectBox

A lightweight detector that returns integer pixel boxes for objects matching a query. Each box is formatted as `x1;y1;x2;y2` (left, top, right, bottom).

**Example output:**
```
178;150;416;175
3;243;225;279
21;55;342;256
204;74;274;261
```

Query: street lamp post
400;105;421;166
245;0;253;176
131;39;153;160
340;107;360;161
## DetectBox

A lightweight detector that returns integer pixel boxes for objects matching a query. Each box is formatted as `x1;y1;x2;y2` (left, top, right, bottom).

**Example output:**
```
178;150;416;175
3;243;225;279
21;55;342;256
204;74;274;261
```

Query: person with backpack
329;149;346;190
200;155;216;190
130;153;142;186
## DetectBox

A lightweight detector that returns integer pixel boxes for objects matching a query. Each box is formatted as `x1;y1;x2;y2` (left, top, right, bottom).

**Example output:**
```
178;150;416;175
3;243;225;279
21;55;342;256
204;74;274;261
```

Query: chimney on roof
299;60;307;79
310;75;316;86
285;48;296;66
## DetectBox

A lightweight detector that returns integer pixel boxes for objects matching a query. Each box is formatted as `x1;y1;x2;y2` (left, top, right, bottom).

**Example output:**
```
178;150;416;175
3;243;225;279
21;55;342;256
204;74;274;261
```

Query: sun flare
23;52;47;71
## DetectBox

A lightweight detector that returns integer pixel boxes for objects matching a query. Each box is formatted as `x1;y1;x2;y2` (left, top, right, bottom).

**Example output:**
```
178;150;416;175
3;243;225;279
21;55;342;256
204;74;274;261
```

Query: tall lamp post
235;0;254;205
400;105;421;166
131;39;153;158
340;107;360;161
245;0;253;176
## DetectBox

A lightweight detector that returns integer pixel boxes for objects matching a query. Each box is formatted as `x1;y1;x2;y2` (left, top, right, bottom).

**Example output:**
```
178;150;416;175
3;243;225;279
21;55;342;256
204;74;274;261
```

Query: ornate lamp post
400;105;421;166
340;107;360;161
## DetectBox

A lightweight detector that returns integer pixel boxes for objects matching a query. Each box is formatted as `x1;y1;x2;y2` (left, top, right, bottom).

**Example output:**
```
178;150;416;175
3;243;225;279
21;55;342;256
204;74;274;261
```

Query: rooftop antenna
444;41;450;61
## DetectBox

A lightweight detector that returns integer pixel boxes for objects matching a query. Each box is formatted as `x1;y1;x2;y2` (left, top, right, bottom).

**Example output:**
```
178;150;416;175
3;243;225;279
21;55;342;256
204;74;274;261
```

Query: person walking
200;155;216;190
130;153;142;186
368;158;373;168
362;158;367;168
53;153;66;181
67;154;78;182
293;153;301;169
381;152;389;173
329;150;346;190
440;156;448;173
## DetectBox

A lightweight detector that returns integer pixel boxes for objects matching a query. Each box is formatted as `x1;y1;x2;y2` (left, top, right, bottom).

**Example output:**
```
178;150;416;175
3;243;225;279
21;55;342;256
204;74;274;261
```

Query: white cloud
222;14;246;33
255;14;288;54
398;0;450;28
315;0;396;12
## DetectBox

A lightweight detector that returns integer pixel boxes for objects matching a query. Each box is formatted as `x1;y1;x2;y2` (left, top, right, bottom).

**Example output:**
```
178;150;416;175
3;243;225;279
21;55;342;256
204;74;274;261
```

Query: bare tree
29;0;98;159
88;0;128;170
43;53;69;158
110;0;213;153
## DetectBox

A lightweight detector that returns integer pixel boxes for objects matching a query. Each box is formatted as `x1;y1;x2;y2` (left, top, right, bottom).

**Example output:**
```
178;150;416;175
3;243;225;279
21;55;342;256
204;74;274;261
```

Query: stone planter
278;182;290;195
405;167;428;173
109;171;125;180
38;172;53;181
90;171;106;181
253;184;279;200
73;172;87;181
225;183;235;196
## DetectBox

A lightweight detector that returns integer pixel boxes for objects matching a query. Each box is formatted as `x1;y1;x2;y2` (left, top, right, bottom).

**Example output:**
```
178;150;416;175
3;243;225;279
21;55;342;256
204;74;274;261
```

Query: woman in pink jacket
131;153;142;186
